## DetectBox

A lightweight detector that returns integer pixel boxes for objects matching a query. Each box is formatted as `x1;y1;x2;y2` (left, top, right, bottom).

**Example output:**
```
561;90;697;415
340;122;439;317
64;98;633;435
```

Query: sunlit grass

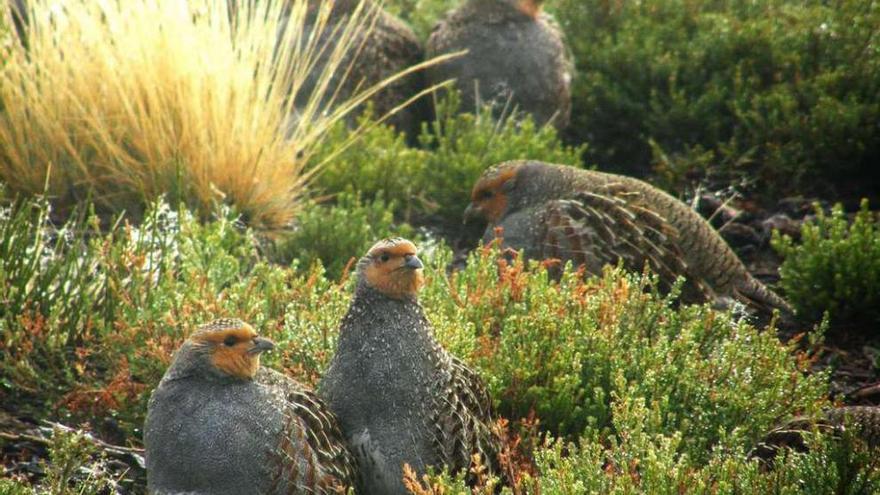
0;0;435;227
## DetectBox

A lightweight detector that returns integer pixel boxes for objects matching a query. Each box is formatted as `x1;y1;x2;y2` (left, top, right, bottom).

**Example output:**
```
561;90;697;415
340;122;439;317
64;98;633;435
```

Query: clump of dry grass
0;0;425;227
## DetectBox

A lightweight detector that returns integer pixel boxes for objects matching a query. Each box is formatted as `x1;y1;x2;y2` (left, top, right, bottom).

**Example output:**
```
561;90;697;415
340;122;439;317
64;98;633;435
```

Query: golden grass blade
0;0;447;228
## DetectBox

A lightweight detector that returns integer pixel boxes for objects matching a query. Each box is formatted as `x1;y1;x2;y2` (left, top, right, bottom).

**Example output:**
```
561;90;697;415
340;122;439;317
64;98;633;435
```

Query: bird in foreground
751;406;880;464
320;238;501;494
145;318;355;495
426;0;573;130
292;0;428;139
463;160;793;313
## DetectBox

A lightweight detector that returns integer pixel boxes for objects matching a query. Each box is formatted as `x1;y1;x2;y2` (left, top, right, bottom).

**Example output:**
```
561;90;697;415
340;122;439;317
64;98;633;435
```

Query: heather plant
38;427;119;495
418;93;585;224
0;0;426;228
552;0;880;199
311;113;430;220
411;399;880;493
2;196;875;493
268;192;417;278
419;247;829;450
772;199;880;326
314;93;585;225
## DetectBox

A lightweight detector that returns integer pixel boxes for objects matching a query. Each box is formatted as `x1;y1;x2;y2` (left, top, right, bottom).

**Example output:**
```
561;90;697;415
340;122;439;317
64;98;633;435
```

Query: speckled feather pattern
291;0;427;136
320;282;501;494
484;161;792;312
426;0;573;129
145;329;355;494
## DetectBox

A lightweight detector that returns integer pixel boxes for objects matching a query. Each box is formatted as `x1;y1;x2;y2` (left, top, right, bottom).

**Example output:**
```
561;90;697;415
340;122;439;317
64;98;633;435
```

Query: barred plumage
320;239;502;494
145;318;355;494
465;160;792;313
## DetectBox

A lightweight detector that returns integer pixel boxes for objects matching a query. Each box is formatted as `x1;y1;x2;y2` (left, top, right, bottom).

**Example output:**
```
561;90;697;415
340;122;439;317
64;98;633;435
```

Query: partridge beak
249;337;275;354
463;203;479;224
403;254;424;270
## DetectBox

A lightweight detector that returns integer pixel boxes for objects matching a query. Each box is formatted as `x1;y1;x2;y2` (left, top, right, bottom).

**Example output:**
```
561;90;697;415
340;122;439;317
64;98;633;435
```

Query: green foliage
1;197;280;434
0;479;32;495
40;427;117;495
269;192;416;278
419;397;880;494
311;114;429;220
551;0;880;198
420;248;829;454
383;0;454;40
772;199;880;325
314;93;585;225
3;196;876;493
516;421;880;494
418;94;585;223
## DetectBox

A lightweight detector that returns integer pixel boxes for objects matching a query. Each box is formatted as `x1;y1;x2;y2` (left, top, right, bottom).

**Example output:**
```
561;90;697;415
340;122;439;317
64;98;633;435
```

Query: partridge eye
223;336;237;347
480;190;494;200
380;253;390;262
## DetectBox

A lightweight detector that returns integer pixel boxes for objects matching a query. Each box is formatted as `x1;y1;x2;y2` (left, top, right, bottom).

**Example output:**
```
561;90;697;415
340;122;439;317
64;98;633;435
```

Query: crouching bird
320;238;502;494
144;318;356;495
464;160;793;314
426;0;573;130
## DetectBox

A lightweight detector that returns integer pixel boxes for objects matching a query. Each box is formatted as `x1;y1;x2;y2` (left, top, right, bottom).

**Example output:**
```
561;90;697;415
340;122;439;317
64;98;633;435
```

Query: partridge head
358;237;425;300
463;160;793;314
145;318;355;494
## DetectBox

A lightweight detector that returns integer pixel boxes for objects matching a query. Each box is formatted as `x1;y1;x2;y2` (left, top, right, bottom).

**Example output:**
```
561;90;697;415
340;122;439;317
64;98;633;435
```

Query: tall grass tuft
0;0;422;228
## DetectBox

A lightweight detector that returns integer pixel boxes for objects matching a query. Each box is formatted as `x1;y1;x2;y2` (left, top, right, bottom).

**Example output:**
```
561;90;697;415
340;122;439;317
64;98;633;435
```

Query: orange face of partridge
191;321;275;380
464;165;519;225
362;239;425;300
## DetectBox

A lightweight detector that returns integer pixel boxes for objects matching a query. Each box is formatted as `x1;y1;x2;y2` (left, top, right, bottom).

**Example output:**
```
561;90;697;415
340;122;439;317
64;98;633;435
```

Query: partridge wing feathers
431;354;500;480
262;371;356;493
540;191;713;301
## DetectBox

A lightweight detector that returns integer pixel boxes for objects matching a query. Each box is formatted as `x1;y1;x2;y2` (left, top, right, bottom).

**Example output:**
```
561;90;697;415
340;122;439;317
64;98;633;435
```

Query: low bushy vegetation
552;0;880;199
268;192;417;278
2;1;879;492
313;93;584;226
772;199;880;327
3;196;871;493
381;0;880;201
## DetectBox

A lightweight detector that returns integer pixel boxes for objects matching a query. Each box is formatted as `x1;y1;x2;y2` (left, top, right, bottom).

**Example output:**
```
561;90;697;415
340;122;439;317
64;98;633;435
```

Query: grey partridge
293;0;428;138
145;318;356;494
464;160;792;313
426;0;573;130
319;238;501;494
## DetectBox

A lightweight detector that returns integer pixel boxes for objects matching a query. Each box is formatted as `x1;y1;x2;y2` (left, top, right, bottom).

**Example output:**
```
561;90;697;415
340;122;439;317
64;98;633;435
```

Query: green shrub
311;114;429;221
420;248;829;450
1;197;276;435
314;93;585;226
4;196;872;493
0;479;32;495
383;0;453;40
772;199;880;325
268;192;417;278
39;427;118;495
552;0;880;199
414;394;880;494
418;93;586;224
